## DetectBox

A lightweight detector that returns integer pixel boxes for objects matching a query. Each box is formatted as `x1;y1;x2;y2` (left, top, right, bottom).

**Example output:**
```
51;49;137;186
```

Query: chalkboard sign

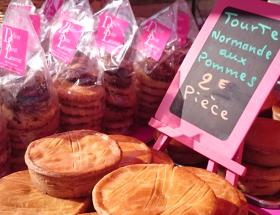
150;0;280;160
170;7;280;140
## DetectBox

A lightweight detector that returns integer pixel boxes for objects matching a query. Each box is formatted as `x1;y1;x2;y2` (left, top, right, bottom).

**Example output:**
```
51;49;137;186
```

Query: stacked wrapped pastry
92;0;138;134
47;0;104;132
0;113;9;177
0;7;59;172
239;118;280;197
133;0;198;124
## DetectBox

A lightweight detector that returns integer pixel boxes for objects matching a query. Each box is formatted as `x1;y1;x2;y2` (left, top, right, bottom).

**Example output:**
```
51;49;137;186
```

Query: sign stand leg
225;141;245;185
153;133;169;151
207;160;219;173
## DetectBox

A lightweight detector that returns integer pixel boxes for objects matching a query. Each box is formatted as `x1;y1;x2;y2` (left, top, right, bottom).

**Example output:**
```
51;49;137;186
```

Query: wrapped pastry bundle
92;0;138;134
0;7;59;172
0;112;9;177
48;0;104;132
133;0;198;124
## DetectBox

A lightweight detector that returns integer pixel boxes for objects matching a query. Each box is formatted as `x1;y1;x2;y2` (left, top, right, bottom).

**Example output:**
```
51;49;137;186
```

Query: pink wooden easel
150;117;246;185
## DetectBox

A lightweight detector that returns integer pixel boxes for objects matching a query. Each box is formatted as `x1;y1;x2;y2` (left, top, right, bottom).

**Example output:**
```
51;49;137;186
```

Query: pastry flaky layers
25;130;121;198
0;170;90;214
93;164;246;215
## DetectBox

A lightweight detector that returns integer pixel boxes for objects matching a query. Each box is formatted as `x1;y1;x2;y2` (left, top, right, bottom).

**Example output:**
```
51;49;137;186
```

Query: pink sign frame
150;0;280;179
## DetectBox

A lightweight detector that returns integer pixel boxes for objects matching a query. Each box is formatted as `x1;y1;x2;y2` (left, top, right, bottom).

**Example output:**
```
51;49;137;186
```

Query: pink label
177;11;190;47
29;14;41;37
9;5;32;12
44;0;64;21
137;20;171;61
51;20;83;63
95;13;129;53
0;25;28;76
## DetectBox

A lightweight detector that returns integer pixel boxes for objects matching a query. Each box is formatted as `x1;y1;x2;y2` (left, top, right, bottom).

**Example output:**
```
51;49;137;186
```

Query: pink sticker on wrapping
29;14;41;37
44;0;64;21
9;5;32;12
51;20;83;63
177;11;190;47
137;20;171;61
95;13;129;53
0;25;28;76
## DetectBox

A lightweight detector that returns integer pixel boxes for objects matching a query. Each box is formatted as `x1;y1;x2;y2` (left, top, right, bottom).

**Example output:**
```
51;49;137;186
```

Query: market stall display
0;0;279;214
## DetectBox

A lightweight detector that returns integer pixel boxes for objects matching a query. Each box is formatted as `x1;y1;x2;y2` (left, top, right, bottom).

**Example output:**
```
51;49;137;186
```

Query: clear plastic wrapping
92;0;138;134
8;0;41;37
0;7;59;171
48;0;104;132
133;0;198;124
38;0;64;44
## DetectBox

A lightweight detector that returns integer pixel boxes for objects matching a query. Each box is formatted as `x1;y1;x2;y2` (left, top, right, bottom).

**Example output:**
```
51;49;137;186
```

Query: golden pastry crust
185;167;248;215
104;118;133;130
25;130;122;198
9;110;59;150
25;130;121;176
106;90;137;108
151;149;174;165
3;98;58;130
60;113;103;125
61;123;102;132
55;81;105;104
105;105;135;121
93;164;217;215
109;135;152;167
136;70;170;89
60;103;103;117
0;171;90;214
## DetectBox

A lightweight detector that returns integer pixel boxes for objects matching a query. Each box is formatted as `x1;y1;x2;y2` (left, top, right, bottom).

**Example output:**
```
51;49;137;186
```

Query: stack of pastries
0;129;248;214
240;117;280;196
54;53;105;132
1;73;59;172
135;56;177;124
0;113;9;177
103;63;137;134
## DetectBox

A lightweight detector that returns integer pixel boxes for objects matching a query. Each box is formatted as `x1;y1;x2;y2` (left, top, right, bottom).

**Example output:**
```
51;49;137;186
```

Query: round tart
93;164;217;215
0;171;90;214
109;135;152;167
186;167;248;215
244;118;280;167
151;149;174;165
25;130;122;198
